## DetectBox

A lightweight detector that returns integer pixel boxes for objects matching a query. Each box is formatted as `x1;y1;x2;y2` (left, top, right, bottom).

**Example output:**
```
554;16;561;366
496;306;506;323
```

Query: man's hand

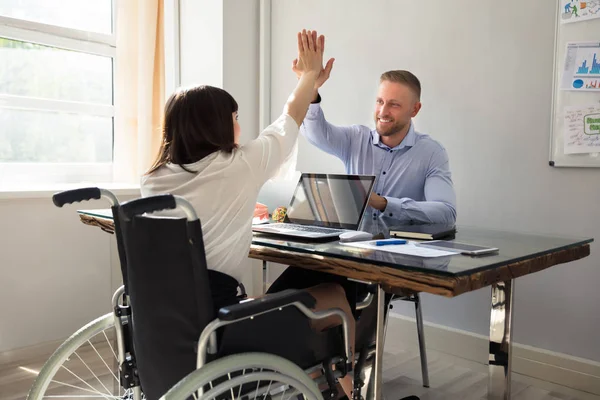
368;193;388;211
293;29;324;77
292;33;334;91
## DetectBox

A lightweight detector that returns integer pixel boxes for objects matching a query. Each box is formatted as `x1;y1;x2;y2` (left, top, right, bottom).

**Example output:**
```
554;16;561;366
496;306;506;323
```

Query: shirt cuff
382;196;410;220
306;101;322;118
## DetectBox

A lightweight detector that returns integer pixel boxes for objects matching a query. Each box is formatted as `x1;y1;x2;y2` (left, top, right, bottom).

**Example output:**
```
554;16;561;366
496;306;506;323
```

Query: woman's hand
293;29;324;78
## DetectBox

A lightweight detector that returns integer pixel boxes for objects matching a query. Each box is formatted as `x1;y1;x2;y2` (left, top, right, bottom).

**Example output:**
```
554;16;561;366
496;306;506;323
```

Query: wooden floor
382;337;600;400
2;330;599;400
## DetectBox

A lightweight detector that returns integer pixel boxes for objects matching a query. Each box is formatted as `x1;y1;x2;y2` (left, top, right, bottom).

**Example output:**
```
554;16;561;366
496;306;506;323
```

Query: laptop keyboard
268;223;346;234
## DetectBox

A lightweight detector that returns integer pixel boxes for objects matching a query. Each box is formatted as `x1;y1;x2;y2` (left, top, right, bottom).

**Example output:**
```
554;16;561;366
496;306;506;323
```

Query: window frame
0;2;118;189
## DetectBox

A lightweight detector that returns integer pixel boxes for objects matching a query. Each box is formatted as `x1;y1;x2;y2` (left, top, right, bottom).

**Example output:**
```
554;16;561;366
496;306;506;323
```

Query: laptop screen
286;173;376;230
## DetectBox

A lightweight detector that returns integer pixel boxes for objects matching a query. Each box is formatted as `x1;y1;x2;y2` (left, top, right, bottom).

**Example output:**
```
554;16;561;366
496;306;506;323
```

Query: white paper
252;216;270;225
564;104;600;154
561;0;600;24
78;208;113;218
561;42;600;91
340;239;459;258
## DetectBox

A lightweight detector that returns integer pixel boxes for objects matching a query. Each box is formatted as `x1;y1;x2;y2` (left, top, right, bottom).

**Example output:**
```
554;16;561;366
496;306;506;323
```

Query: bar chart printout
561;42;600;91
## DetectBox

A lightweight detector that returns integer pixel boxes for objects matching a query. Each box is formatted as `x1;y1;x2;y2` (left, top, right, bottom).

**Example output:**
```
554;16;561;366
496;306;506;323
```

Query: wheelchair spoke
102;330;118;363
72;351;113;395
86;340;119;383
59;363;112;397
254;368;262;399
43;396;122;399
237;369;245;399
44;378;118;399
260;379;273;399
227;373;235;399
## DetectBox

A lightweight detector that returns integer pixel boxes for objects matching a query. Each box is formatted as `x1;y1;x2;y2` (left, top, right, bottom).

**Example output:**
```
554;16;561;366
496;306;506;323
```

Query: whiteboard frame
549;1;600;168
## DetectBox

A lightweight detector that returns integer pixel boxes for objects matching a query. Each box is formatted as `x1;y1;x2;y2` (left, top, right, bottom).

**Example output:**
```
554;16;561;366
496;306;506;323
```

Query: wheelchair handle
120;194;198;221
52;187;118;207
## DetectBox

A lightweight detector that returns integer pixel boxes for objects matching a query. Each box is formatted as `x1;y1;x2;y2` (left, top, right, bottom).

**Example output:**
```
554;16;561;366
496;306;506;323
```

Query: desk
78;210;592;400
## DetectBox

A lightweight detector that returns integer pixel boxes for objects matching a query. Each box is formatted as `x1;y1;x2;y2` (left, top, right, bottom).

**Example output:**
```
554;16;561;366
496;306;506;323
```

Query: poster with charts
564;104;600;154
561;0;600;23
561;42;600;91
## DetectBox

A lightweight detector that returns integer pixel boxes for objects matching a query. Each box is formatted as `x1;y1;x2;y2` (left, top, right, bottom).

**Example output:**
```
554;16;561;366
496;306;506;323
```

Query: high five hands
292;30;335;91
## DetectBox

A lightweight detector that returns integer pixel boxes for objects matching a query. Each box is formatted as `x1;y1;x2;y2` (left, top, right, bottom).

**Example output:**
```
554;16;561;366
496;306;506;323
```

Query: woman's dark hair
146;85;239;174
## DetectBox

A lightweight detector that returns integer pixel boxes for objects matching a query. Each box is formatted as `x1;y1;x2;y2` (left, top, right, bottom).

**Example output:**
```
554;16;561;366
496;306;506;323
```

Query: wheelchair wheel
27;312;142;400
162;352;323;400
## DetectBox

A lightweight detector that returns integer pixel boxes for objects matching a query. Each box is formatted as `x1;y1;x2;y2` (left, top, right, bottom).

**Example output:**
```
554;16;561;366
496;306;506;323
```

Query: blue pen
375;239;407;246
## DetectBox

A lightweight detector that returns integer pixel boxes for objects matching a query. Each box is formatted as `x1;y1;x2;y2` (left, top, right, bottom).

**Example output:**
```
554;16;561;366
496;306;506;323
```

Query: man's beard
375;118;407;137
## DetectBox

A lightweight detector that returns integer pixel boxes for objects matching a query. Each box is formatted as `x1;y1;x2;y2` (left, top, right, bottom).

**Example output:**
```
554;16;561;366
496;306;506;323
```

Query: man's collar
371;122;416;150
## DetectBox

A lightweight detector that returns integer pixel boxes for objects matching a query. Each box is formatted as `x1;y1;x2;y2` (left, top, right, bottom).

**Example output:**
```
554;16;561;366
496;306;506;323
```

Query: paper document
561;42;600;91
564;104;600;154
561;0;600;24
341;239;459;258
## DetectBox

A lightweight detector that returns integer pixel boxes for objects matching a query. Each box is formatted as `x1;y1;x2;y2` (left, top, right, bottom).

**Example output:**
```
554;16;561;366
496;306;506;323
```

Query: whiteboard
549;1;600;167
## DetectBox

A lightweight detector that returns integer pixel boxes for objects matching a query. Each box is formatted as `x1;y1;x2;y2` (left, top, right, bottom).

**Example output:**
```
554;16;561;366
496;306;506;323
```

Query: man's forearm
383;197;457;224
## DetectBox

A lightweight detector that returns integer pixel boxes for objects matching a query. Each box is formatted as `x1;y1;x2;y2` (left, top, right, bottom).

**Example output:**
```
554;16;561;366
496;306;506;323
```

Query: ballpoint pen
375;239;407;246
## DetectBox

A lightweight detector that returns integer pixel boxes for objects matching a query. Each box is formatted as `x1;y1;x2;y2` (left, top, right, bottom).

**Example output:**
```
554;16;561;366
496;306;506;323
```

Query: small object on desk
389;223;456;240
252;202;270;225
339;230;373;242
375;239;407;246
340;239;458;257
272;206;287;223
416;240;499;256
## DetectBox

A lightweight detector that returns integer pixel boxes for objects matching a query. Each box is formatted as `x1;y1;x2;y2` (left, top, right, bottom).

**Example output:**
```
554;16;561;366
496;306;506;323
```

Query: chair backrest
110;205;131;294
118;196;214;400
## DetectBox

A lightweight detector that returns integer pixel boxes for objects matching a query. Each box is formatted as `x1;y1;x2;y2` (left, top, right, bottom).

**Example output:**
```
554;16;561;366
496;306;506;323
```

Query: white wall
179;0;262;295
0;190;138;353
269;0;600;362
179;0;259;146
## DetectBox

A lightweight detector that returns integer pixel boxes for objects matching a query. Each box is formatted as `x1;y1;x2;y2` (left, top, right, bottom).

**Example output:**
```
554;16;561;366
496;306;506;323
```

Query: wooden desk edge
80;213;115;234
249;243;591;298
79;214;591;297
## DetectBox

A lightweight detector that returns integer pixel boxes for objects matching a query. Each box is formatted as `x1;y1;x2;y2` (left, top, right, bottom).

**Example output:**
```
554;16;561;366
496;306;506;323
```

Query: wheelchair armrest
217;289;316;321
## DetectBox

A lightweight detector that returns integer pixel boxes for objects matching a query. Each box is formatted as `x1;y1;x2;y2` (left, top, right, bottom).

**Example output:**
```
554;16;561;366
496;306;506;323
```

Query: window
0;0;116;188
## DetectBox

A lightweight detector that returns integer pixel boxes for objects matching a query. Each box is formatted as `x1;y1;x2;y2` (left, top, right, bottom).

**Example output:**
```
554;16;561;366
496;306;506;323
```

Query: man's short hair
380;70;421;100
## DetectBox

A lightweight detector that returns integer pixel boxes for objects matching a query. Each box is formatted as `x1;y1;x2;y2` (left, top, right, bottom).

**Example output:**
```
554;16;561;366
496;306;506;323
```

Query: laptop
252;173;376;239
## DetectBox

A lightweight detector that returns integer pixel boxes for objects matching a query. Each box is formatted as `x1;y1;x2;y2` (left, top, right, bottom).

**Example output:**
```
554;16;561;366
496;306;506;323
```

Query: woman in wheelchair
140;30;355;398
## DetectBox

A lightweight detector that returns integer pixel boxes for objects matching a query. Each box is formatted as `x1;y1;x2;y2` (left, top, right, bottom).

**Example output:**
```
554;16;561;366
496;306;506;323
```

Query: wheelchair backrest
117;199;214;400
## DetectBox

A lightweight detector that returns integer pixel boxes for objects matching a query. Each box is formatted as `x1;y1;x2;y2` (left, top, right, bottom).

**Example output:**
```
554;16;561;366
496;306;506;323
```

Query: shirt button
373;217;376;220
373;213;377;217
382;171;386;175
389;213;393;217
377;193;381;196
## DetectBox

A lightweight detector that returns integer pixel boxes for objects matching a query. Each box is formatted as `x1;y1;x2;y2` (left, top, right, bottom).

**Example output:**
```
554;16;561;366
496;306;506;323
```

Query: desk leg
488;280;514;399
373;285;386;399
262;260;268;294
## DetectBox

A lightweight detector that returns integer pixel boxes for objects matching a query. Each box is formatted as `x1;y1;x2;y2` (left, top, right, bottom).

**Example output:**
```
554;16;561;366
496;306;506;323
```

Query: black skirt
208;269;246;313
266;266;364;315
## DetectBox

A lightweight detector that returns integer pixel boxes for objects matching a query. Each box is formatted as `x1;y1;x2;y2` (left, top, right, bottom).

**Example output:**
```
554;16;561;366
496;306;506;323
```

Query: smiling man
297;64;457;224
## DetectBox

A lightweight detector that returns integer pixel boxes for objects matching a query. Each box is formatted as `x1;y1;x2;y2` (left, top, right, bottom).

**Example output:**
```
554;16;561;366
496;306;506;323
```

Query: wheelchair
27;188;357;400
